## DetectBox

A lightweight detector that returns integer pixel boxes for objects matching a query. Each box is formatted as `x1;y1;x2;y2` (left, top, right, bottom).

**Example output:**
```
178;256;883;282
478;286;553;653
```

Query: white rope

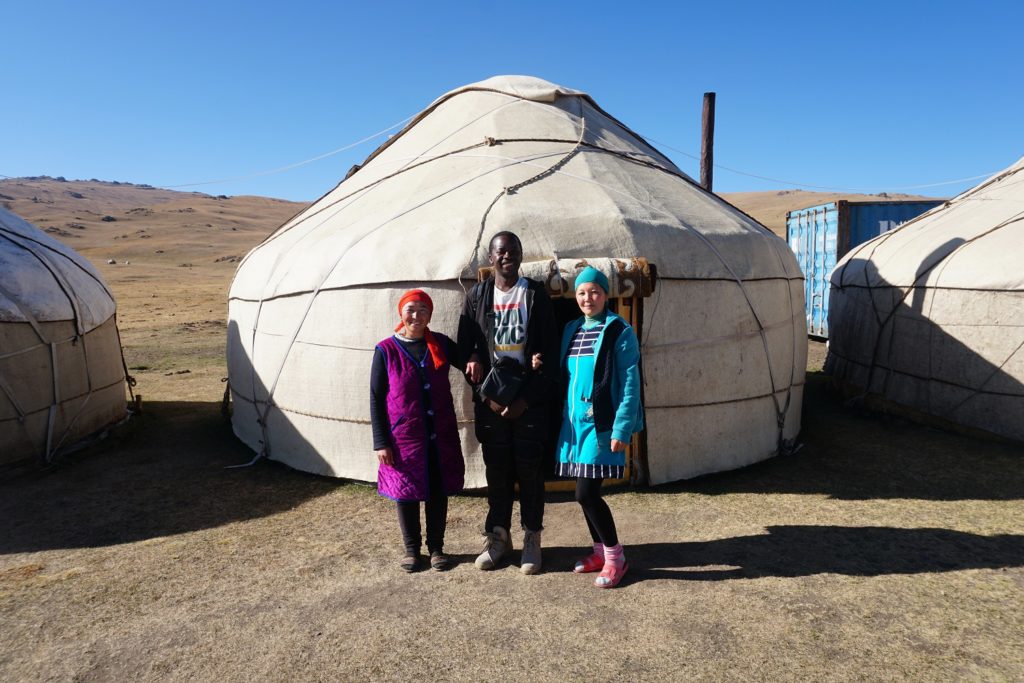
157;114;416;190
639;134;1000;193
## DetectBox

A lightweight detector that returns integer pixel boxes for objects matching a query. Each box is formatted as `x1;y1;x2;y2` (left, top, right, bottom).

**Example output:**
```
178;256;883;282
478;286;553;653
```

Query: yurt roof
230;75;795;303
0;207;115;333
833;156;1024;292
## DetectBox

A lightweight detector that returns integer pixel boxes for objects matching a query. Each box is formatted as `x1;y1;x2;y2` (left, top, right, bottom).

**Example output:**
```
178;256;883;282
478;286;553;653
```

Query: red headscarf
395;289;446;369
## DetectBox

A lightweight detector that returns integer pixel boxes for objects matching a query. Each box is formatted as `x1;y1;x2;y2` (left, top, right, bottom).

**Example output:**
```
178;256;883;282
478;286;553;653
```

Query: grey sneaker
475;526;512;570
520;529;542;575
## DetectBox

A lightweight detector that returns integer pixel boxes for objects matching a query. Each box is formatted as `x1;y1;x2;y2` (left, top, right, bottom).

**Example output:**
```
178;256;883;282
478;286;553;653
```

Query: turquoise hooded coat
556;311;644;468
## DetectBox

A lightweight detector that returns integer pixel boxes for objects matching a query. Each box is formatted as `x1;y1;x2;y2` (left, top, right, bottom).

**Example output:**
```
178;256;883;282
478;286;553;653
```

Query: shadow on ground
546;525;1024;582
0;401;344;554
655;372;1024;502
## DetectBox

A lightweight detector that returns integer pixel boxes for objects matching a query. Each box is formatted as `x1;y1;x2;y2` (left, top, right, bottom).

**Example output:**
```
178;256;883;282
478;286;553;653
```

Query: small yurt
227;75;806;485
826;156;1024;441
0;207;128;467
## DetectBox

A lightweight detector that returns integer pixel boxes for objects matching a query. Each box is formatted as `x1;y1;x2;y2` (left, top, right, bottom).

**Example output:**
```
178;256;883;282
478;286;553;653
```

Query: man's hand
610;439;627;453
501;398;528;420
376;447;394;466
465;355;483;384
486;399;505;415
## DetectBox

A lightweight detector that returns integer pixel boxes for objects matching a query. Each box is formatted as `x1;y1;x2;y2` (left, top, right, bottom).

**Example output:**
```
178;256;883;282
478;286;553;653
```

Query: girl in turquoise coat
556;266;643;588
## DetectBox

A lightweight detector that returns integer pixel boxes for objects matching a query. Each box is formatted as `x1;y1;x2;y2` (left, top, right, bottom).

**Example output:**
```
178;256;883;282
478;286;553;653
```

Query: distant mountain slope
723;189;944;237
0;177;307;258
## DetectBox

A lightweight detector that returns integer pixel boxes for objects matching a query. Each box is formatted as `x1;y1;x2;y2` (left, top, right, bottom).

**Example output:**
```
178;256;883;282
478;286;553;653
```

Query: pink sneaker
573;552;605;574
594;561;628;588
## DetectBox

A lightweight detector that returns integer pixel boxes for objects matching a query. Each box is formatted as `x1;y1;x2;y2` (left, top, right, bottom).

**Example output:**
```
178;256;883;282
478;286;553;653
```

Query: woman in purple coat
371;289;469;572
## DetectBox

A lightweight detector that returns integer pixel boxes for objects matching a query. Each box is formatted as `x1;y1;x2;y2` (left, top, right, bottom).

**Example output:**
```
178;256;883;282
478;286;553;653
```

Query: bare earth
1;179;1020;682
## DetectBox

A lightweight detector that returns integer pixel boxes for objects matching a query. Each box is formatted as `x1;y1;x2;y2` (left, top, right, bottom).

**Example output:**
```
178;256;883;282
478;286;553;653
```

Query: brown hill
722;189;944;237
0;177;309;401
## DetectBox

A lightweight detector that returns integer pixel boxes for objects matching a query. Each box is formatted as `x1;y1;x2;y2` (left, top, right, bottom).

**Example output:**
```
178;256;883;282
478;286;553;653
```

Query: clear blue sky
4;1;1021;202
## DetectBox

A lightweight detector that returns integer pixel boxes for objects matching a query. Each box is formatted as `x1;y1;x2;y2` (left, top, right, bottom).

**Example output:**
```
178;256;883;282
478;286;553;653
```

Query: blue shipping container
786;200;944;338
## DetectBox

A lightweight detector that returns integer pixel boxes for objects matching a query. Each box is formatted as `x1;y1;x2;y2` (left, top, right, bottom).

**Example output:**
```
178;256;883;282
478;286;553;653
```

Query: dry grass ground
1;179;1020;682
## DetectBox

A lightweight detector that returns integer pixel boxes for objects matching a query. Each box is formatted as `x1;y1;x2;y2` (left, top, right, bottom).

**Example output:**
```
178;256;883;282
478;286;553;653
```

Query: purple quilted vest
375;334;465;501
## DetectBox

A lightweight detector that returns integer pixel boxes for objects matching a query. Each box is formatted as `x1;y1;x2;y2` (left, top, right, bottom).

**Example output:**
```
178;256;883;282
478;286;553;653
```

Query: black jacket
457;277;560;407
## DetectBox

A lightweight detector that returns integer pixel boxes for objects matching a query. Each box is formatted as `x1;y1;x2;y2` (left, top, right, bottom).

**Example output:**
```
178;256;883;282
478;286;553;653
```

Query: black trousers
475;401;547;533
575;477;618;547
396;445;447;555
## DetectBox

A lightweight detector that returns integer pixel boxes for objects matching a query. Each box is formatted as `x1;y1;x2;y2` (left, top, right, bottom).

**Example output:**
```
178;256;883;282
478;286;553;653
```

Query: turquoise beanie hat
574;266;609;294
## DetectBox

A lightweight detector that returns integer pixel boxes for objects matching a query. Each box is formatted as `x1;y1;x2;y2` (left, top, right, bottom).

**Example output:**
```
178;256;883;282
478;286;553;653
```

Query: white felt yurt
227;75;807;486
826;157;1024;441
0;207;127;468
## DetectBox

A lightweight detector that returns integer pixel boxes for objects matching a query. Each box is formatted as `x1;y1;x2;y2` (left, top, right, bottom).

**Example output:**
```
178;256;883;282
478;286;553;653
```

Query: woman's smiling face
575;281;607;317
400;301;431;337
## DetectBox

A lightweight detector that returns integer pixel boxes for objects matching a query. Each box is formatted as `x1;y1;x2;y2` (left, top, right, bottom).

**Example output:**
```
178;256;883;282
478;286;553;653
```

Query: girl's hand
376;447;394;466
610;439;627;453
530;352;543;371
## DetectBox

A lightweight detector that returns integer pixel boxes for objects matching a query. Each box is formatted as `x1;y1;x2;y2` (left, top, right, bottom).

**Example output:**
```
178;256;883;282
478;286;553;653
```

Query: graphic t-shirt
492;278;529;365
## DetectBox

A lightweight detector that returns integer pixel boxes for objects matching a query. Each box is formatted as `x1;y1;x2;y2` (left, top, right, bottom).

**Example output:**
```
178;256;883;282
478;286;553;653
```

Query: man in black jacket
458;231;559;574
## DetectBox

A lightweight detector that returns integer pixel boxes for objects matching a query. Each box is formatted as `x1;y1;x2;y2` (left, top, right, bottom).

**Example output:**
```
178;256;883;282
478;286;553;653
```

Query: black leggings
395;446;448;555
575;477;618;548
396;496;448;555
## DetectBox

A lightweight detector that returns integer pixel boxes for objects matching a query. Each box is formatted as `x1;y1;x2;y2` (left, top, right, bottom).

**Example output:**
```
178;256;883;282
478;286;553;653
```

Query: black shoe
429;550;452;571
400;554;422;573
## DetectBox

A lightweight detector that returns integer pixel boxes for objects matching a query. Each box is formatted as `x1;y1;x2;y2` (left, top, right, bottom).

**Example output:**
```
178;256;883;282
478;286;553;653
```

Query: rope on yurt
0;372;29;424
114;315;138;406
940;336;1024;419
844;210;1024;407
463;105;589;290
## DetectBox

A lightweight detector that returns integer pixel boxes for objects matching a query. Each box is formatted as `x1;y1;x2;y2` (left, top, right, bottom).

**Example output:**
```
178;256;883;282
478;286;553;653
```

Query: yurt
0;207;128;467
227;75;806;486
826;157;1024;441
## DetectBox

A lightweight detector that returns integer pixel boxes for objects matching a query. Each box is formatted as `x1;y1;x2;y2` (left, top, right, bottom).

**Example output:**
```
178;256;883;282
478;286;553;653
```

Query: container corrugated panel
786;200;944;338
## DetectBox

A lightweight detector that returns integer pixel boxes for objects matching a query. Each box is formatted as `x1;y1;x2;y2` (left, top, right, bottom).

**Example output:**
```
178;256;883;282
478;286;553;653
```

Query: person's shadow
546;525;1024;584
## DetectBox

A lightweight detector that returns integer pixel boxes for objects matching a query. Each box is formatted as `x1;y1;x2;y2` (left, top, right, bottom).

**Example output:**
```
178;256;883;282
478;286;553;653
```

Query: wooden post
701;92;716;192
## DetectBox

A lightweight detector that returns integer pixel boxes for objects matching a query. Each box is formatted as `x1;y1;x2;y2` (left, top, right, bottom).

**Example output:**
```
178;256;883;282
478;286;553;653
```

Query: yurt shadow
826;159;1024;447
581;526;1024;582
652;370;1024;502
0;400;340;553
